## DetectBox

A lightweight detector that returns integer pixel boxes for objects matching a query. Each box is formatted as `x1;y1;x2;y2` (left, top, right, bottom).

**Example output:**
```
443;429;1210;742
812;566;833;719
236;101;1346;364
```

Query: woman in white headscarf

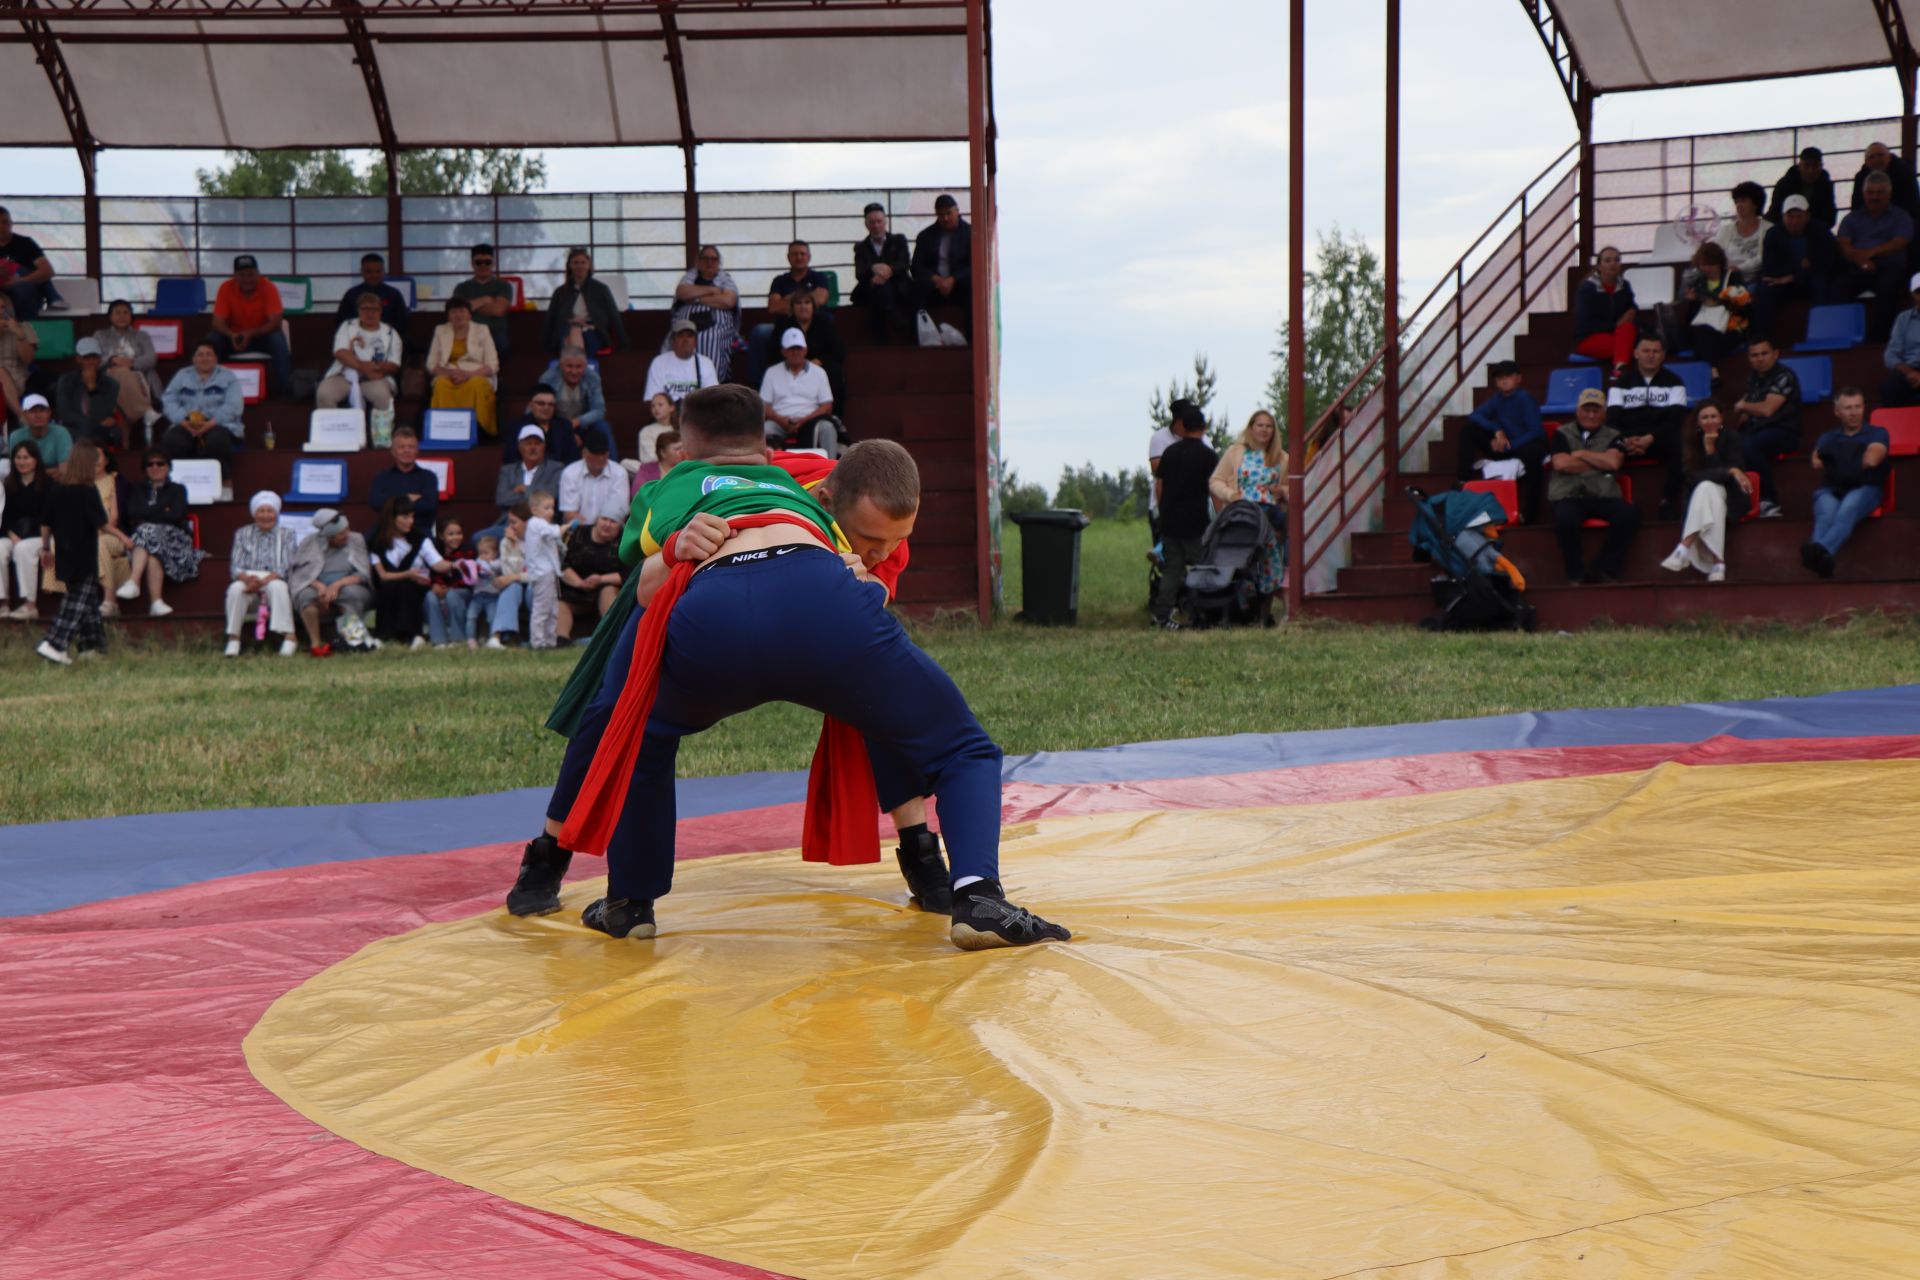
225;490;299;657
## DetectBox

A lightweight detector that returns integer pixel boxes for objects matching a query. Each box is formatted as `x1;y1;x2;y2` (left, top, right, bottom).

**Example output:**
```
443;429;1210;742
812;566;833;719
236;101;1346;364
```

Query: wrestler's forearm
634;552;671;606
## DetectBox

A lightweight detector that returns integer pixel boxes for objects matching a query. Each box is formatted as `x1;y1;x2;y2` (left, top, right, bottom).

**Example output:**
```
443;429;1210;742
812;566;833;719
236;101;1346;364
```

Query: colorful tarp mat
9;689;1920;1277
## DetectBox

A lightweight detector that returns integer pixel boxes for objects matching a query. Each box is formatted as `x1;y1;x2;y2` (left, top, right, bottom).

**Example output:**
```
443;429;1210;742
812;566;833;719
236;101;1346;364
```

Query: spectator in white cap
1880;272;1920;409
495;422;565;523
225;489;299;657
6;393;72;477
288;506;373;658
644;316;719;404
53;336;124;448
759;326;839;453
1756;193;1838;342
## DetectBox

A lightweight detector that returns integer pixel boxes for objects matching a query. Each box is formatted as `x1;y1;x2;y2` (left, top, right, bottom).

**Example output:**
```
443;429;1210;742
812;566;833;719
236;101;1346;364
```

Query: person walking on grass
35;439;109;665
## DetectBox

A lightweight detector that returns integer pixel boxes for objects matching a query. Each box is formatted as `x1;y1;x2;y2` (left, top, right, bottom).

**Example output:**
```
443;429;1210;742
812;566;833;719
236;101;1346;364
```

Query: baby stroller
1407;486;1535;632
1179;499;1273;627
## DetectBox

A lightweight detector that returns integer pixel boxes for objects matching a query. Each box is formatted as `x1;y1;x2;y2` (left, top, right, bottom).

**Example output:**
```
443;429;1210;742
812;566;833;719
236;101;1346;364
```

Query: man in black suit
911;193;972;332
852;201;912;340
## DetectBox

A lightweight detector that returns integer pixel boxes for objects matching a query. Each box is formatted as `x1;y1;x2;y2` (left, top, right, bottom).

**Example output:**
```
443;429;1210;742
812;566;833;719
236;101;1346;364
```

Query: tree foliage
1054;462;1150;522
1147;353;1231;452
197;148;547;198
1265;227;1389;448
998;464;1052;518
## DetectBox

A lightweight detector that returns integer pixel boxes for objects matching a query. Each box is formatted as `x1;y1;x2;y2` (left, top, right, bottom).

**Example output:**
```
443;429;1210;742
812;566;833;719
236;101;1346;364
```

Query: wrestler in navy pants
547;547;1002;902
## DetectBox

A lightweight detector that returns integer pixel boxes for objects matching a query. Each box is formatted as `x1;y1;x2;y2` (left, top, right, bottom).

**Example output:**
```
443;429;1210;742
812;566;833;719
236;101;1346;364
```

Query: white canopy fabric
1545;0;1901;93
0;0;972;151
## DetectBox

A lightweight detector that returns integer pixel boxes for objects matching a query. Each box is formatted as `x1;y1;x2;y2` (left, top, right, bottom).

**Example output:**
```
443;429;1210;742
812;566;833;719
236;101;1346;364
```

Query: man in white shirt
643;317;719;403
557;429;629;525
759;327;836;451
317;292;401;410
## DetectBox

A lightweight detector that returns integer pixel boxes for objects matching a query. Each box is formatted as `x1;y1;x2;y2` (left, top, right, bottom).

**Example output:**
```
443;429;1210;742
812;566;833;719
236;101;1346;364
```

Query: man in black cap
1768;147;1837;230
210;253;290;397
911;194;972;331
1151;399;1219;628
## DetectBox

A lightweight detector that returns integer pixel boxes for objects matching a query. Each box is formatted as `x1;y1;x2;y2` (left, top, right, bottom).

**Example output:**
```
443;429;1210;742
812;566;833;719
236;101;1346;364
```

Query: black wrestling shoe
581;896;657;940
949;879;1071;951
896;829;953;914
505;834;572;917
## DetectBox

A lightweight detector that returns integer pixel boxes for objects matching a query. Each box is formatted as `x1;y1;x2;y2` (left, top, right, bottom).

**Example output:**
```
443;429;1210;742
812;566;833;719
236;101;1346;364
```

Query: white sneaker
115;579;139;600
99;600;117;618
224;638;242;658
410;635;428;651
279;638;298;657
9;604;36;621
1659;547;1688;573
485;635;507;650
149;600;173;617
219;485;233;503
1706;564;1726;584
35;641;71;666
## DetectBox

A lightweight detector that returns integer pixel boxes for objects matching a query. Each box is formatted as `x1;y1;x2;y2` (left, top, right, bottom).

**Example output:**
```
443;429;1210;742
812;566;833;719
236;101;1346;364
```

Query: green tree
1053;463;1150;521
998;464;1052;517
1265;227;1390;449
1147;353;1232;451
197;148;547;198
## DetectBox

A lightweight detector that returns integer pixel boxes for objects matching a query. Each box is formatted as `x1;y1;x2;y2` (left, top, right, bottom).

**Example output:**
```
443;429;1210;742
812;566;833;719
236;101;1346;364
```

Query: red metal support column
660;8;701;265
1904;59;1918;165
339;0;403;270
1575;84;1595;267
966;0;995;624
17;2;102;278
1382;0;1401;484
1284;0;1307;620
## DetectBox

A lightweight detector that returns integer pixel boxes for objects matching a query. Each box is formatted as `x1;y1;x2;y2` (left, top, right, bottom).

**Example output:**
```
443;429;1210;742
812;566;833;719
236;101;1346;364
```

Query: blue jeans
1811;484;1883;554
6;280;43;320
490;582;526;636
427;586;470;644
208;328;291;398
548;547;1003;901
467;591;502;639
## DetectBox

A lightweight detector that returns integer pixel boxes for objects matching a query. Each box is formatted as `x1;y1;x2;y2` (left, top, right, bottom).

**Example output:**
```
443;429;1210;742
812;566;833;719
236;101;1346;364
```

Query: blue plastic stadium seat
1780;355;1833;403
152;278;207;317
1665;361;1714;406
1794;303;1867;353
1539;366;1605;415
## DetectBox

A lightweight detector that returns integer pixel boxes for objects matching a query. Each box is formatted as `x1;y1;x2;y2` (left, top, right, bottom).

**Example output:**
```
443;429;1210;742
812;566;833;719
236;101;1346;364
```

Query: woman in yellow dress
426;296;500;438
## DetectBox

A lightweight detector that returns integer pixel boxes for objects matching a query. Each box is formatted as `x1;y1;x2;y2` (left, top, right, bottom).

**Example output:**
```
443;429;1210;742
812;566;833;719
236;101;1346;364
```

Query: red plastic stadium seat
187;513;201;550
1870;407;1920;457
1583;474;1632;527
1739;472;1761;522
1875;471;1896;518
1462;478;1520;524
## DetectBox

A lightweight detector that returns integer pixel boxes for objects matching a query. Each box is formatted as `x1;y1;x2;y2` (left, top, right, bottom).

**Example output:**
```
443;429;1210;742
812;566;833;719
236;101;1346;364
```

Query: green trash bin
1010;509;1092;625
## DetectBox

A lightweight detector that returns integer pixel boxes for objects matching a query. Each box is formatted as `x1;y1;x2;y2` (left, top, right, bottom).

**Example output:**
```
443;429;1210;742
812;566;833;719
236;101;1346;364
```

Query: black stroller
1407;486;1535;632
1179;499;1274;627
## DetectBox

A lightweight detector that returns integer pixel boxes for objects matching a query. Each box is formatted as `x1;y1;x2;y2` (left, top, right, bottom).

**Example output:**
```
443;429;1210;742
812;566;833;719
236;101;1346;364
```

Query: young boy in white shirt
523;490;567;650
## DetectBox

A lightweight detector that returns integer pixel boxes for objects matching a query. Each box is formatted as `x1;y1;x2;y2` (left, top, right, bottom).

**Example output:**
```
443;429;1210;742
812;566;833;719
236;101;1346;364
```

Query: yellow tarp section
245;760;1920;1278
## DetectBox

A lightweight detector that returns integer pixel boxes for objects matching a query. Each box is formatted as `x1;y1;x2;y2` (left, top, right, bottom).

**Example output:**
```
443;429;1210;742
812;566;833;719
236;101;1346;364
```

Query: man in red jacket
506;439;951;918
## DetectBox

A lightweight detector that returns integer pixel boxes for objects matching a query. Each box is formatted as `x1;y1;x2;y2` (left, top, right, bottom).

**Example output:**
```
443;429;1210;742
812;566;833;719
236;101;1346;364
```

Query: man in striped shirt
1606;333;1690;520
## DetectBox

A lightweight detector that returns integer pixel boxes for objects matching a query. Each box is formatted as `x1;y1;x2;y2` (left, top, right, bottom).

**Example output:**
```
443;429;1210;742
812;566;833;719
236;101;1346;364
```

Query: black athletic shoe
896;830;953;914
949;879;1070;951
581;896;657;940
505;834;572;917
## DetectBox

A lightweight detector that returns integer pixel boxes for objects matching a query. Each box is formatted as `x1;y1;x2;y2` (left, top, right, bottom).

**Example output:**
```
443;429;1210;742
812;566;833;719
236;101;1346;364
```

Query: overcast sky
7;0;1906;487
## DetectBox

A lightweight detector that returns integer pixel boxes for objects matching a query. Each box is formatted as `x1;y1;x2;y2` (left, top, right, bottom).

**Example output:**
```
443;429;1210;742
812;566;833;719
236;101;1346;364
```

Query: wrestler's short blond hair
824;440;920;519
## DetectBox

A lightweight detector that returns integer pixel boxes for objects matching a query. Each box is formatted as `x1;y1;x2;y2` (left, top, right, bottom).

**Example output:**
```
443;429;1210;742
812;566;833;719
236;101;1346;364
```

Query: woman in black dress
119;451;207;618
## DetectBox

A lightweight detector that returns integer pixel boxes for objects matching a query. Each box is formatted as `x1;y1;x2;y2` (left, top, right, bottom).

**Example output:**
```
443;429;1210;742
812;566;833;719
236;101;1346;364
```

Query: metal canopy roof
0;0;973;154
1530;0;1914;97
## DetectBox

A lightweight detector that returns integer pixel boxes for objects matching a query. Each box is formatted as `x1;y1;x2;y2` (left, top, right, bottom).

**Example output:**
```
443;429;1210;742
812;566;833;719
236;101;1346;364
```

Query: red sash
559;513;880;864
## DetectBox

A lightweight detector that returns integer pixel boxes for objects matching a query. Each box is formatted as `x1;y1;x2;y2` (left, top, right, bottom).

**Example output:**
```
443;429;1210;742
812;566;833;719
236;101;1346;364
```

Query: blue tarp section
7;686;1919;918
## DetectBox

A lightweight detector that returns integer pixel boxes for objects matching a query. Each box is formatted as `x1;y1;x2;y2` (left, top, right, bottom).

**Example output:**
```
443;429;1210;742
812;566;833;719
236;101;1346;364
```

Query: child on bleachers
426;518;473;649
639;392;675;464
486;511;529;650
523;491;567;651
465;532;503;651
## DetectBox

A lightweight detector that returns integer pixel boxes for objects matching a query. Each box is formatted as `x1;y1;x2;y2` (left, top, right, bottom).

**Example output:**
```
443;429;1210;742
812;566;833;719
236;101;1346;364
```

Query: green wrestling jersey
621;461;846;565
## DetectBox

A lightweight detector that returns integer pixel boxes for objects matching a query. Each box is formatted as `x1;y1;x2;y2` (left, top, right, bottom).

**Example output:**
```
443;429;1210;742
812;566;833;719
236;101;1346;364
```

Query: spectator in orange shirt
209;254;290;397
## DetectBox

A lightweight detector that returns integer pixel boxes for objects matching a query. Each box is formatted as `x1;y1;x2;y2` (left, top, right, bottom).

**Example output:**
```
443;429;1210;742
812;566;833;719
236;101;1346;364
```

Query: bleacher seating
152;278;207;317
1666;361;1713;405
3;294;980;636
1795;304;1867;353
1780;355;1833;403
1540;366;1604;415
1584;474;1631;527
1462;477;1519;524
1871;406;1920;455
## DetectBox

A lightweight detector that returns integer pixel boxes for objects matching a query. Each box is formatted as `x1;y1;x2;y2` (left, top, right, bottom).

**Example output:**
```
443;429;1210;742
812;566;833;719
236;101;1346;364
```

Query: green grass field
5;517;1917;825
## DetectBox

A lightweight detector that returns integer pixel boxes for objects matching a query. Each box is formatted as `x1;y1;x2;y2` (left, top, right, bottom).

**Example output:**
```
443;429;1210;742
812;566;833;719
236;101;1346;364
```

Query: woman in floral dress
1207;409;1288;626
